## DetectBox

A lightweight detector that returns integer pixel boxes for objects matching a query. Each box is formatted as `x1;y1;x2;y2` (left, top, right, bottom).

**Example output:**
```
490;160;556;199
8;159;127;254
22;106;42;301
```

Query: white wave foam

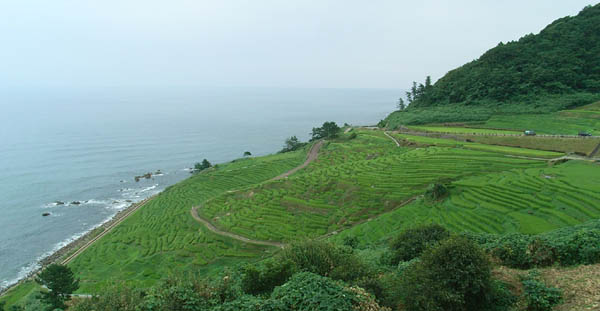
139;184;158;193
84;199;110;205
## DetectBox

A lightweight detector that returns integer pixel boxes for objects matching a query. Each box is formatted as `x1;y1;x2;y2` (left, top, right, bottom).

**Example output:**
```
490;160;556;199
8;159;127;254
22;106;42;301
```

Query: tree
397;97;406;110
36;264;79;310
193;159;212;172
280;136;306;153
310;122;340;141
401;237;495;311
243;151;252;157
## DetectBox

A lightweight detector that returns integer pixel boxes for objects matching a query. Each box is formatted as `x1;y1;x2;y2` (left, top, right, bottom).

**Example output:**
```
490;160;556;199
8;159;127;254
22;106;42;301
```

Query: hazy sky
0;1;596;89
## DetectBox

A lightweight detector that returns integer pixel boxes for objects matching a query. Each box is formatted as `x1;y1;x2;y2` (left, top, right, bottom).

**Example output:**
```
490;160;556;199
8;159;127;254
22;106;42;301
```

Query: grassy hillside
3;125;600;310
198;130;545;243
68;149;308;292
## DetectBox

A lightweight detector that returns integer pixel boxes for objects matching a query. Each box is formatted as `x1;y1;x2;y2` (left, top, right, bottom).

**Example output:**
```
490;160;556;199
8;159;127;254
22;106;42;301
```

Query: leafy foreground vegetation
64;221;600;311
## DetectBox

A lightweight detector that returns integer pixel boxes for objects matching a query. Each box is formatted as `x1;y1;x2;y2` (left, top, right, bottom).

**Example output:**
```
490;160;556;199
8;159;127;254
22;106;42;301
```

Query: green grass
393;133;563;158
331;160;600;246
455;135;600;156
481;103;600;136
67;148;309;292
407;125;521;135
0;281;38;308
197;130;543;243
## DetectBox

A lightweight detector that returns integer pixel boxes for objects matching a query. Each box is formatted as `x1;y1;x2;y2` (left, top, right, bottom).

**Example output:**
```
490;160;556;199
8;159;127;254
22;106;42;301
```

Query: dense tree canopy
407;4;600;109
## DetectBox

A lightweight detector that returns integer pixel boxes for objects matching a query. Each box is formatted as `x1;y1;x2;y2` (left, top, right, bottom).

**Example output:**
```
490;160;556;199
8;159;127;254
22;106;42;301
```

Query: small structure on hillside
524;130;536;136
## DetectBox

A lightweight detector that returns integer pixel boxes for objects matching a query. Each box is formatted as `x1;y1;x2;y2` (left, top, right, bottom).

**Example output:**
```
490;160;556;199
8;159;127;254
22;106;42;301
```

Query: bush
400;237;495;311
137;274;236;311
470;220;600;268
270;272;358;311
211;295;283;311
282;241;371;282
389;224;450;264
425;183;449;201
72;283;144;311
241;258;295;295
521;272;562;311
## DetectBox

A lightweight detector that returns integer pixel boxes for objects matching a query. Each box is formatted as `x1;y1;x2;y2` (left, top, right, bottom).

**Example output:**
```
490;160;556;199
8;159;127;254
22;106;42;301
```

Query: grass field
197;130;544;243
331;160;600;246
65;148;309;292
4;123;599;309
455;135;600;156
393;133;564;158
481;103;600;135
407;125;521;135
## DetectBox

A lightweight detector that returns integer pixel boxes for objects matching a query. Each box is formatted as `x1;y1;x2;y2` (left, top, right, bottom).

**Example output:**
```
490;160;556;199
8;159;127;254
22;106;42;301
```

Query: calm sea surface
0;86;398;288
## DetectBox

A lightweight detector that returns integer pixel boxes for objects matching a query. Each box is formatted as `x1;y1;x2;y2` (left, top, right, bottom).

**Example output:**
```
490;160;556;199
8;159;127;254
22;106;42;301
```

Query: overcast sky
0;1;596;90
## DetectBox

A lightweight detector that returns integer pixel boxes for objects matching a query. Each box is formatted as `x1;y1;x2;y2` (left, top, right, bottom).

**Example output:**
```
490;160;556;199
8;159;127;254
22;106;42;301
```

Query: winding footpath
190;141;324;248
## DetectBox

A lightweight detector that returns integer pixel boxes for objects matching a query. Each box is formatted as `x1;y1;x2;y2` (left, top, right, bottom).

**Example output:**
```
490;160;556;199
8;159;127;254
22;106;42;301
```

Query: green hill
387;4;600;126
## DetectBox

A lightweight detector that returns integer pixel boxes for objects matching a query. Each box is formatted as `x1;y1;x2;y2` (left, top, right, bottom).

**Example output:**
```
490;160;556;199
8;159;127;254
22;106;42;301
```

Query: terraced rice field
198;130;542;243
68;149;308;292
392;133;564;158
482;103;600;135
331;161;600;246
407;125;521;135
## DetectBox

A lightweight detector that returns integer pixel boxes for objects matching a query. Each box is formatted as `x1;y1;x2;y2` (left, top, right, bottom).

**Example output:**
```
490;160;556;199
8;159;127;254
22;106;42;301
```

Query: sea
0;86;398;289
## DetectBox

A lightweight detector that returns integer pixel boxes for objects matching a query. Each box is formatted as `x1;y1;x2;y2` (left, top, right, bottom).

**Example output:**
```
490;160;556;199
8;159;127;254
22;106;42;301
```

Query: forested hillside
388;4;600;125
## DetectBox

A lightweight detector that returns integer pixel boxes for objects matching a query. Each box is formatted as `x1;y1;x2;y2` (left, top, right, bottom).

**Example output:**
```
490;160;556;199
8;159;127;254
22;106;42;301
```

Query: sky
0;0;596;90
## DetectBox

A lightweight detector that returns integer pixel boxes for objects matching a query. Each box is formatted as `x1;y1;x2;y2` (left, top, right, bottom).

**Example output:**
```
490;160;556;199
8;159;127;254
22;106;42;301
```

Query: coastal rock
71;201;81;205
134;172;153;182
126;200;132;203
55;201;65;205
42;212;51;217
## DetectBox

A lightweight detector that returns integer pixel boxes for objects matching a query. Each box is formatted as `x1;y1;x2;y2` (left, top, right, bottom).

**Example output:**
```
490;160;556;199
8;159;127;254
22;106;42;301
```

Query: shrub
137;275;224;311
389;224;450;264
424;183;448;201
489;233;534;269
282;241;371;281
470;221;600;268
72;283;144;311
241;258;295;295
270;272;358;311
400;237;494;311
521;272;562;311
211;295;284;311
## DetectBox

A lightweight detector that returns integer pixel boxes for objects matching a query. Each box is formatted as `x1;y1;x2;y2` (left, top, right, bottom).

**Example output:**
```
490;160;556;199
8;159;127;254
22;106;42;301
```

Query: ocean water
0;86;398;289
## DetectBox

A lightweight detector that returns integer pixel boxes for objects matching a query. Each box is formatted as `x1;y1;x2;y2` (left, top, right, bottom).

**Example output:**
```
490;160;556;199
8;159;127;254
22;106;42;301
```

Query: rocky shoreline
0;197;154;296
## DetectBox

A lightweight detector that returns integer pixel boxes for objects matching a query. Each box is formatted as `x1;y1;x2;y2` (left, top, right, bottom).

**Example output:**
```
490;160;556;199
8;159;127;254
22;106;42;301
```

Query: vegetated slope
68;149;308;292
482;101;600;135
386;4;600;125
197;130;543;243
331;160;600;246
399;127;600;155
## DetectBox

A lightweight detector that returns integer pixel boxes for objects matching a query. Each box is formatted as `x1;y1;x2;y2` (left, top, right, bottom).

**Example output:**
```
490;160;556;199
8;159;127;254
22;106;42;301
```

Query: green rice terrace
69;149;309;292
3;124;600;309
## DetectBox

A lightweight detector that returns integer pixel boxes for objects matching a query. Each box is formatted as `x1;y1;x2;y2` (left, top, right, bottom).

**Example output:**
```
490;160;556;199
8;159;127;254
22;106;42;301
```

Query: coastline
0;195;157;297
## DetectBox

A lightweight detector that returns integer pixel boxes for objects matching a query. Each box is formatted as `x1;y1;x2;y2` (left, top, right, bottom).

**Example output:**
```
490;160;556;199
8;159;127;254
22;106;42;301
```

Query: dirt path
190;141;324;247
61;197;153;265
384;131;401;147
190;207;285;248
270;140;324;181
